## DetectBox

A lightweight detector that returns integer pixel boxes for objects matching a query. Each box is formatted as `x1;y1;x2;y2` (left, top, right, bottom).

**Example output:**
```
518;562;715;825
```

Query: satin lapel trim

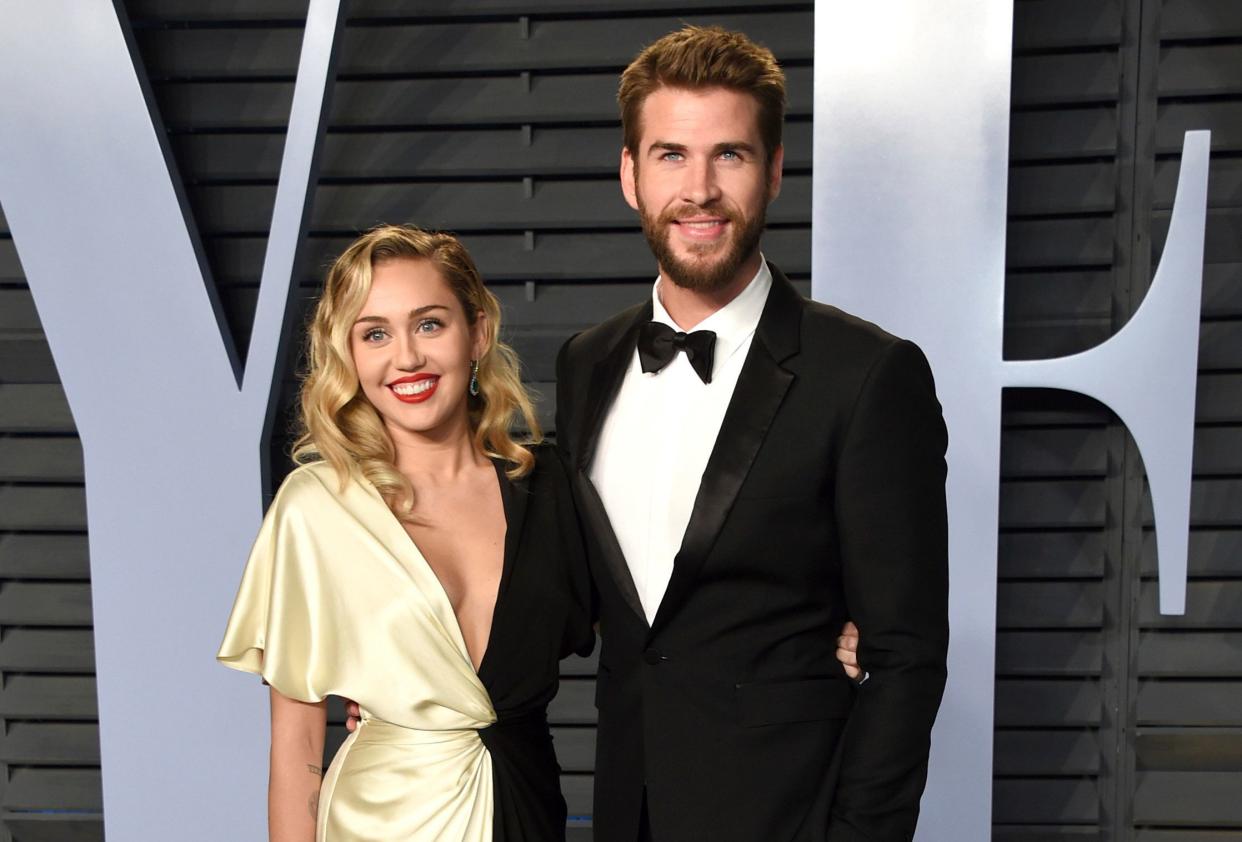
650;267;803;632
574;470;647;625
576;302;651;472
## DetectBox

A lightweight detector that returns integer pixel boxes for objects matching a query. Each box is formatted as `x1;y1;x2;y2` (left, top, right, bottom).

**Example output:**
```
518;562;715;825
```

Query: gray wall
0;0;1239;840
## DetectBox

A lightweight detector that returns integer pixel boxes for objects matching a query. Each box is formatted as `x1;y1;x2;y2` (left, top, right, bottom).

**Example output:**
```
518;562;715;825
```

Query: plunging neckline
371;458;512;679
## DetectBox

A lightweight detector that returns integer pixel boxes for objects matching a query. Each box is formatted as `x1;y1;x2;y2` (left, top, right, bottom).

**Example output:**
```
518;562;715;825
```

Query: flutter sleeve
217;468;335;703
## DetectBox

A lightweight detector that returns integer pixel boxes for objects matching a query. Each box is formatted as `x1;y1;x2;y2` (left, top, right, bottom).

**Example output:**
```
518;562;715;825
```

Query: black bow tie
637;321;717;384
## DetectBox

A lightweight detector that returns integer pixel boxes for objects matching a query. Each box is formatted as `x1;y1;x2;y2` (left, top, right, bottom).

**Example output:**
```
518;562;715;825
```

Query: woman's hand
836;620;863;682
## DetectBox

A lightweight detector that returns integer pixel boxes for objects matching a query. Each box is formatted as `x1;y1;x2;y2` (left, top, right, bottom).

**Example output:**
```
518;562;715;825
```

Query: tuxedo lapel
651;265;803;632
572;301;651;625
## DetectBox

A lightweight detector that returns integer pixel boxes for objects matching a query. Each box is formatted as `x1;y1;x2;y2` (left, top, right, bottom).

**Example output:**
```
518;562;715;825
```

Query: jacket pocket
735;676;854;728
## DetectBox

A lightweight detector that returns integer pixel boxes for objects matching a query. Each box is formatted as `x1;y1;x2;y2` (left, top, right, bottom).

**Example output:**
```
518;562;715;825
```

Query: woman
218;224;593;841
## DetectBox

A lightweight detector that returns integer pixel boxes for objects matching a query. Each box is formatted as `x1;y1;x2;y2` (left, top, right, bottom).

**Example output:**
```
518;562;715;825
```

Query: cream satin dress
218;461;498;842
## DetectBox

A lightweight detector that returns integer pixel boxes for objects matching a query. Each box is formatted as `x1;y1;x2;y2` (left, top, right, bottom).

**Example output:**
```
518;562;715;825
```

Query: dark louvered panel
995;1;1127;836
1125;1;1242;837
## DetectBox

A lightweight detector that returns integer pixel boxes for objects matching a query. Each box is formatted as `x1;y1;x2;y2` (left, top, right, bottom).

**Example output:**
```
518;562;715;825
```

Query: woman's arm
268;687;327;842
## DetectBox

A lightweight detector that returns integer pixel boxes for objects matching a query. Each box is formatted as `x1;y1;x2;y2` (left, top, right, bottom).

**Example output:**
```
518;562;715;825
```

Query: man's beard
636;191;767;293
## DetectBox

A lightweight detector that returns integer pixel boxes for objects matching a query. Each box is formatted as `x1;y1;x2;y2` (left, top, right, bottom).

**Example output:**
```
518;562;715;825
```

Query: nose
394;332;425;371
679;157;721;207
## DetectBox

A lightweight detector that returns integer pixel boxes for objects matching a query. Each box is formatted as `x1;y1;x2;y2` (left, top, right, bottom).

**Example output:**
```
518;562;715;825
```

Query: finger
835;634;858;652
841;662;861;680
836;646;858;667
345;717;357;733
346;701;359;716
843;620;859;636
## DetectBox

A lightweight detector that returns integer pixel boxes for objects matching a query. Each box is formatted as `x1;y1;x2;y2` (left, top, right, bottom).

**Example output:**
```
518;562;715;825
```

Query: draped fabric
219;461;496;842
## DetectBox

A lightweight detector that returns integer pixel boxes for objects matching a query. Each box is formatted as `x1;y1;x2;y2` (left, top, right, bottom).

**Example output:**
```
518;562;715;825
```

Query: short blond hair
618;25;787;163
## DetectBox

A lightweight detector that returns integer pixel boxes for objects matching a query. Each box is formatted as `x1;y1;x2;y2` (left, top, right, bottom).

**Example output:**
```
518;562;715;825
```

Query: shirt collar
650;257;772;376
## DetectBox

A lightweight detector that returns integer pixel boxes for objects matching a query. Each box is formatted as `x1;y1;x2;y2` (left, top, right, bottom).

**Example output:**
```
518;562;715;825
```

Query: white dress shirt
589;261;772;623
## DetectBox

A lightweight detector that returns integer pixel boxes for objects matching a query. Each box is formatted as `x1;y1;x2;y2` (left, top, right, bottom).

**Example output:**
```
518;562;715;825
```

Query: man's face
621;86;783;293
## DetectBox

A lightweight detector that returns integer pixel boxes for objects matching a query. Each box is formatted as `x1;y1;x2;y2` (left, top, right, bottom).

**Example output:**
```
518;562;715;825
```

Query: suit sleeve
827;339;949;842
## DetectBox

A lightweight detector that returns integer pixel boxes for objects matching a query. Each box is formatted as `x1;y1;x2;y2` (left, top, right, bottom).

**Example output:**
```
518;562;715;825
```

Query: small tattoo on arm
308;790;319;819
306;764;322;777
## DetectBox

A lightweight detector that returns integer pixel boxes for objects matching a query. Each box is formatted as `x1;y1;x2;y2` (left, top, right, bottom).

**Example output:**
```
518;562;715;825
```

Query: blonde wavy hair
292;224;541;519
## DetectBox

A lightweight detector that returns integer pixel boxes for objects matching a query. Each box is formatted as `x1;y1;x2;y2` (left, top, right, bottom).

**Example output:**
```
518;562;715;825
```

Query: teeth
683;220;722;229
392;378;436;396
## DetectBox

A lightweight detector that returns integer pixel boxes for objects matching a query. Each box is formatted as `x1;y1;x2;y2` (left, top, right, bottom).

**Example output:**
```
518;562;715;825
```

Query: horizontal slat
2;768;101;811
1136;728;1242;771
1198;373;1242;423
1138;581;1242;629
1005;270;1112;322
138;12;814;78
0;534;90;580
1004;320;1112;362
1013;0;1121;50
1133;771;1242;824
0;385;75;433
0;814;103;842
0;629;95;673
997;582;1104;629
562;773;592;818
0;582;92;626
0;437;84;482
999;480;1107;529
198;176;813;233
1198;320;1242;370
0;486;87;531
1008;162;1116;217
1012;52;1120;107
551;726;594;773
175;121;812;183
1137;632;1242;677
216;228;813;286
1141;530;1242;578
1140;479;1242;529
993;828;1101;842
546;678;595;725
1159;44;1242;97
0;289;39;330
129;0;798;20
1010;108;1119;162
1193;427;1242;474
1006;217;1115;269
160;67;814;130
1138;680;1242;726
999;532;1107;580
0;723;100;765
996;632;1103;677
1001;428;1108;478
994;729;1100;775
0;675;98;720
0;336;58;383
993;778;1098;824
1162;0;1242;39
1202;262;1242;318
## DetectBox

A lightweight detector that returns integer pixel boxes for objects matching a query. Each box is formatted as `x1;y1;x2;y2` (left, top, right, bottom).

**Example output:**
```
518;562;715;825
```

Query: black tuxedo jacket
555;265;949;842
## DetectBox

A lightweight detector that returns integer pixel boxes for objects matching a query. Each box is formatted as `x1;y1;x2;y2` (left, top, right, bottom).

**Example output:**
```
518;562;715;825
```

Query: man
554;26;949;842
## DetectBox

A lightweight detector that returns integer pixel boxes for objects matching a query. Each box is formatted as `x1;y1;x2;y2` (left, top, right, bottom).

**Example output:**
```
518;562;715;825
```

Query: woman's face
349;257;485;444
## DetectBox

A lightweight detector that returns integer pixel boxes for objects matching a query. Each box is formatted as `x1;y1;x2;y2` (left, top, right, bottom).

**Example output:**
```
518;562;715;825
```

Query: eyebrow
647;141;759;157
353;304;449;326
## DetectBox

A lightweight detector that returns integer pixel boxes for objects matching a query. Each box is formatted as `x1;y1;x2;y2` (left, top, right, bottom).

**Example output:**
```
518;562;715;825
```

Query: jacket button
643;648;664;665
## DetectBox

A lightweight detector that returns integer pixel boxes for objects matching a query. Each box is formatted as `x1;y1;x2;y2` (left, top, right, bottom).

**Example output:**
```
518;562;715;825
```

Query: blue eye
363;327;387;342
720;149;741;161
660;151;684;162
416;318;443;333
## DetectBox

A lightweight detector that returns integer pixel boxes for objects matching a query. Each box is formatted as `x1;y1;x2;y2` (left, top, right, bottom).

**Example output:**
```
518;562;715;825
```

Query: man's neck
658;252;763;331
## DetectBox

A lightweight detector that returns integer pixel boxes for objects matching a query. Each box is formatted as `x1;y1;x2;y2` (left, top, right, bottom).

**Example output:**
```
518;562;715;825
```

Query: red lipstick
387;373;439;404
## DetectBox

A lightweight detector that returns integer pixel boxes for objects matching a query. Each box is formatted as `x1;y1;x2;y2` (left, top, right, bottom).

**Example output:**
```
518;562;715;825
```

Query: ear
470;309;489;361
767;144;784;202
620;146;640;211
